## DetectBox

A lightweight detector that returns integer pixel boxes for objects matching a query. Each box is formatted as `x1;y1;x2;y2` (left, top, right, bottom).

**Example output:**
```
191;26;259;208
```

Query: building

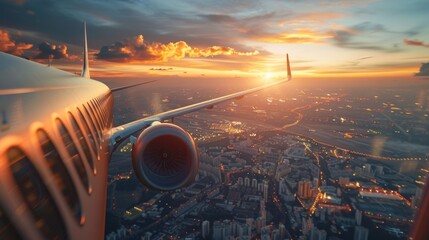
354;226;369;240
258;183;263;192
238;177;243;186
202;220;210;239
275;160;291;181
355;210;362;226
244;177;250;187
313;177;319;188
279;179;287;195
223;220;233;239
310;228;327;240
338;177;350;186
252;178;258;189
141;232;152;240
256;217;266;233
260;200;266;219
237;223;251;239
213;221;223;239
263;180;269;202
298;180;311;199
272;229;280;240
278;223;286;238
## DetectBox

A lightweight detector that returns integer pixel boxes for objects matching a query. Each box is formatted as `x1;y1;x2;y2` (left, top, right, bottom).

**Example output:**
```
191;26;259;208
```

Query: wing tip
286;53;292;81
81;21;90;79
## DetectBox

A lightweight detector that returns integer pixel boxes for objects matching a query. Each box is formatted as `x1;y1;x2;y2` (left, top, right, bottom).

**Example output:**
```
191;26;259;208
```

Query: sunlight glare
264;72;273;79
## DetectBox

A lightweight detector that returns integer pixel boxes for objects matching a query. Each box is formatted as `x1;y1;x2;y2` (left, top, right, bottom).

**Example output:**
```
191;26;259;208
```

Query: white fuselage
0;52;113;239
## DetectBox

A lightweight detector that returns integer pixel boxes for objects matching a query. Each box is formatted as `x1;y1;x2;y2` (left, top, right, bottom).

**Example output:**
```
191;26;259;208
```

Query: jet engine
132;122;199;191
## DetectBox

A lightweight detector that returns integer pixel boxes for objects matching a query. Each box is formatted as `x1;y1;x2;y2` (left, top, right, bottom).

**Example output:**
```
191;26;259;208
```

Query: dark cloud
96;34;259;63
96;42;132;62
33;41;73;59
0;0;160;50
331;22;401;52
2;0;26;6
352;21;385;32
200;14;236;23
0;29;32;56
356;56;373;60
416;63;429;76
404;39;429;48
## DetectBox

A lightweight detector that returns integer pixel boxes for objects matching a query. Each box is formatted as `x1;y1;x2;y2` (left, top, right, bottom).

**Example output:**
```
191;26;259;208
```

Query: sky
0;0;428;80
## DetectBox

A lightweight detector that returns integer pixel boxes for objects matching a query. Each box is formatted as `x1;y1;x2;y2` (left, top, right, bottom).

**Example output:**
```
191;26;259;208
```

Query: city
105;79;429;240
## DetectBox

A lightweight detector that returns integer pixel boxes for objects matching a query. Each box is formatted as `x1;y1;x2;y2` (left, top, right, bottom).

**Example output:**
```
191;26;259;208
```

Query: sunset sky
0;0;428;79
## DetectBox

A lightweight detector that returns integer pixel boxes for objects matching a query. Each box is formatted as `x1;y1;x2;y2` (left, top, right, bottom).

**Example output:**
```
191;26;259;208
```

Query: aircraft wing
109;54;292;149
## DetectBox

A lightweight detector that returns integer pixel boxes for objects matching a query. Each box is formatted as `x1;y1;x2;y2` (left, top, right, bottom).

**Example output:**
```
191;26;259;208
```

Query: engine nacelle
132;122;199;191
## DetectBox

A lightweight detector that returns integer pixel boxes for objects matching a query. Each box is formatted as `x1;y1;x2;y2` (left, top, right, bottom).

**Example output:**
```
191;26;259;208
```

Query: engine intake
132;122;199;191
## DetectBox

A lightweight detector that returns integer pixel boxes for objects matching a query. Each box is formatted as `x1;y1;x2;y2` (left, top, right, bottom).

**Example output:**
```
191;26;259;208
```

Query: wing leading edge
109;54;292;150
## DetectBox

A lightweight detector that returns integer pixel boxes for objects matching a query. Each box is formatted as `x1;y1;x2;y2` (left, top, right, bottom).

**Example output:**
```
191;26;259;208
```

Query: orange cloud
256;28;332;44
0;30;33;56
403;39;429;48
96;34;259;62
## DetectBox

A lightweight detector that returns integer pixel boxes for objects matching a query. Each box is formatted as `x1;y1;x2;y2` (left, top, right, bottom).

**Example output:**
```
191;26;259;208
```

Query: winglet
81;21;90;78
286;53;292;81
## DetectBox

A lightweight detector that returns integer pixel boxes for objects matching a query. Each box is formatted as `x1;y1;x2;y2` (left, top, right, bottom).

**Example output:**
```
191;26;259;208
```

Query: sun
264;72;273;79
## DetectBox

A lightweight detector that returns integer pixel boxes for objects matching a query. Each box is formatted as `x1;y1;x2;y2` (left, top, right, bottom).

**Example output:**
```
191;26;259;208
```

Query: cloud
2;0;26;6
96;34;259;62
199;11;342;45
32;41;74;59
256;28;332;44
331;22;401;52
150;67;173;71
403;39;429;48
0;29;33;56
416;63;429;76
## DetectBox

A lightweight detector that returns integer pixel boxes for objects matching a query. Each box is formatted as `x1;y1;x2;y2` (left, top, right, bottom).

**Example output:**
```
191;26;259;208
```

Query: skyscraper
279;223;286;239
311;227;327;240
238;177;243;186
213;221;223;239
223;220;232;239
252;178;258;189
298;180;311;199
260;200;266;219
244;177;250;187
272;229;280;240
263;180;269;202
355;210;362;226
258;183;263;192
202;220;210;239
354;226;369;240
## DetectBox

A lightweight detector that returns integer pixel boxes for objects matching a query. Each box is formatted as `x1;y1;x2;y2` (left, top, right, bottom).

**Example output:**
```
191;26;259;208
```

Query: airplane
0;23;292;239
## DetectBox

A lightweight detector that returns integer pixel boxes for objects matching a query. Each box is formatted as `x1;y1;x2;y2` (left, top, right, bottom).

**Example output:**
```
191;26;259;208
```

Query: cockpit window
7;147;68;239
56;118;90;193
68;113;95;172
77;108;98;157
0;206;21;239
36;129;83;223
